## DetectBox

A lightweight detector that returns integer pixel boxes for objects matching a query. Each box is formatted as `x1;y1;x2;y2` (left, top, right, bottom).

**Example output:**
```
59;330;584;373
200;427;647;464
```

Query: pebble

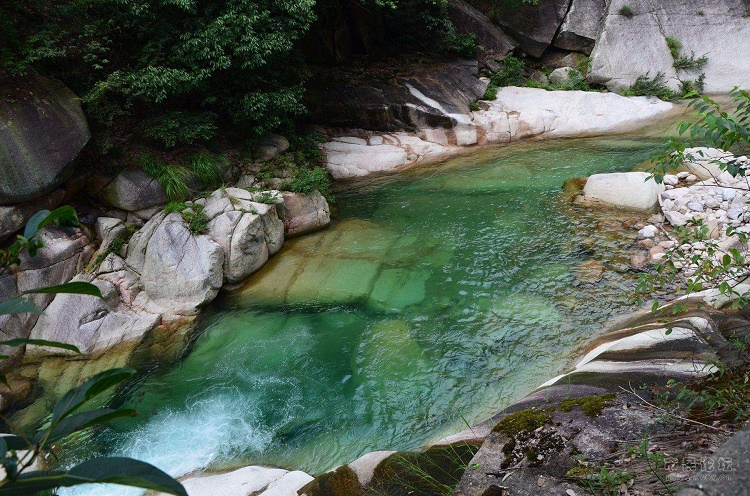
663;174;679;186
722;188;736;201
677;171;690;180
687;202;704;212
637;225;659;239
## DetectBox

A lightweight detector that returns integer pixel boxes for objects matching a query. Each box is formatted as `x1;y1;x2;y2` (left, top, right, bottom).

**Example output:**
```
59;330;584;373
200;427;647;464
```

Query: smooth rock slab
281;191;330;237
322;139;408;179
583;172;664;212
159;466;313;496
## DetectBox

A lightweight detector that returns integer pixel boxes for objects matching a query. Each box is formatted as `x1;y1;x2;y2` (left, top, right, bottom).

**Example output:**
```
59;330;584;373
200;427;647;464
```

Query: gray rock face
0;72;89;205
554;0;605;54
490;0;571;57
305;60;487;132
140;214;224;317
96;169;168;212
0;189;65;242
0;227;95;344
281;191;331;237
590;0;750;93
448;0;517;68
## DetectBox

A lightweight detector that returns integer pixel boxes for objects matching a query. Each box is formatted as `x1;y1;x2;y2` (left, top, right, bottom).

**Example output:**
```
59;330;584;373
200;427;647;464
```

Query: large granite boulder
489;0;571;57
140;213;224;317
95;168;168;212
553;0;605;54
582;172;665;212
0;189;65;242
0;72;89;205
202;188;285;284
589;0;750;92
281;191;331;237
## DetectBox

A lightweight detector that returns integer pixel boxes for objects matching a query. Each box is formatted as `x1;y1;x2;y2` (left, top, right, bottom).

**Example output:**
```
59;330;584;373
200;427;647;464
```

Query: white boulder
583;172;665;211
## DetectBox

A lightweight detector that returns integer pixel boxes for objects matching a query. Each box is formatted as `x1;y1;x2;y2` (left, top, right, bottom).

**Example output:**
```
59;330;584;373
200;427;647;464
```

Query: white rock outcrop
282;191;331;237
589;0;750;93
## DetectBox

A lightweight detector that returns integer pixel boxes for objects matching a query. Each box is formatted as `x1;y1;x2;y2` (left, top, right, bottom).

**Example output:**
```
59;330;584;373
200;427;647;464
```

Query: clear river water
61;136;664;495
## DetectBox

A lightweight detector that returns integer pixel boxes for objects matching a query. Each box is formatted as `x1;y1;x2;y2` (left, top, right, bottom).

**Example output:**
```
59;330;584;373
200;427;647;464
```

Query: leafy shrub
469;101;480;111
282;167;332;200
619;4;634;18
482;85;498;100
140;154;191;202
621;72;680;101
141;111;218;149
445;32;477;59
491;55;527;87
673;52;708;71
678;73;706;95
164;201;208;234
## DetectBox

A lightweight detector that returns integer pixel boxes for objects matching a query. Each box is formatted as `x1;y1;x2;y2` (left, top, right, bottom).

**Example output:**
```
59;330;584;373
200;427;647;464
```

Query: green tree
2;0;316;148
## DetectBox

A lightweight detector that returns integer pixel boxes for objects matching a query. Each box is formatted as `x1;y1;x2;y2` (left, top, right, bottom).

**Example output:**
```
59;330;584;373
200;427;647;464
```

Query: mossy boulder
0;71;89;205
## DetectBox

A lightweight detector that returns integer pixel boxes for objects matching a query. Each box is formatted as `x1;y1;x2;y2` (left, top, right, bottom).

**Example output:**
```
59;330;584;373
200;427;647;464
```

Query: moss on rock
559;393;616;416
491;409;551;436
299;465;365;496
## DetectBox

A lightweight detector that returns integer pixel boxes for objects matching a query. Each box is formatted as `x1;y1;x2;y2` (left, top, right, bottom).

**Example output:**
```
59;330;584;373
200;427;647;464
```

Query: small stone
686;174;699;183
665;210;689;227
637;225;659;239
676;171;690;180
637;238;655;248
659;240;676;249
687;202;704;212
728;208;744;220
706;198;720;208
693;242;706;250
629;252;648;270
722;188;736;201
663;174;679;186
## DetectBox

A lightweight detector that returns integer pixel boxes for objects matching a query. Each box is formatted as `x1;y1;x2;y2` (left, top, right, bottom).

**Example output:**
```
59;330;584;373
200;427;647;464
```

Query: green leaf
0;339;81;354
22;210;51;239
0;297;43;317
1;434;29;451
0;457;187;496
51;368;136;424
23;282;103;298
35;408;136;446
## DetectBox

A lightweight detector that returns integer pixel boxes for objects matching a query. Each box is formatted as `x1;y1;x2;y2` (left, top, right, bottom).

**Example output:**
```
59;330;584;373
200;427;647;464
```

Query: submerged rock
281;191;331;237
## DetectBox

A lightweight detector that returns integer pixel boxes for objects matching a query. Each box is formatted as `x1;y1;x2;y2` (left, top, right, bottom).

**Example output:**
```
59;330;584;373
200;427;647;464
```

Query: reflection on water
61;138;661;495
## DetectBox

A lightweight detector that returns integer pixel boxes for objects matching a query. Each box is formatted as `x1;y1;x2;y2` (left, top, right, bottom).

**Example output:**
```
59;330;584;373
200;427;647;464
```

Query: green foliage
91;236;127;268
490;55;527;87
369;443;480;496
141;154;191;202
559;393;616;416
468;101;480;112
253;191;281;205
2;0;316;147
164;202;209;234
666;37;682;59
673;52;708;71
482;85;498;100
583;466;633;496
282;167;333;200
619;4;635;18
187;153;224;190
0;209;183;494
141;112;219;149
621;72;681;101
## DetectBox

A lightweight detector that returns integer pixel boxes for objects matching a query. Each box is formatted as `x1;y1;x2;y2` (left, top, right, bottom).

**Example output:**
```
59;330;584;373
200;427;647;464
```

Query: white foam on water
61;387;277;496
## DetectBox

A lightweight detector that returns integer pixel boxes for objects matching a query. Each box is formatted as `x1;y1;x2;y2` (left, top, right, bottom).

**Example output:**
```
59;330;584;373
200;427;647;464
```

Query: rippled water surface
63;137;663;495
